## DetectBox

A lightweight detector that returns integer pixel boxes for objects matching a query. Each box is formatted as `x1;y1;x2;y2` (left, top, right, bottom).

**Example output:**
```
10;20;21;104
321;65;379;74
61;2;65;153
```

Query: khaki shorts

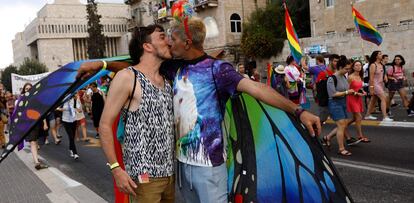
129;176;175;203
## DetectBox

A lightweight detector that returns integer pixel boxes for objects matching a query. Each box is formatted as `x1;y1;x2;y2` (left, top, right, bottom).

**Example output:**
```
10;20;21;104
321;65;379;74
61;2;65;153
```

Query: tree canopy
18;58;48;76
1;65;18;92
86;0;106;59
241;1;310;59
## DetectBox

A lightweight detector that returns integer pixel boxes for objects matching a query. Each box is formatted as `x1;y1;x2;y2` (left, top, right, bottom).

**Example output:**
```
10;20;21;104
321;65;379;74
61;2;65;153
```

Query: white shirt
62;98;76;123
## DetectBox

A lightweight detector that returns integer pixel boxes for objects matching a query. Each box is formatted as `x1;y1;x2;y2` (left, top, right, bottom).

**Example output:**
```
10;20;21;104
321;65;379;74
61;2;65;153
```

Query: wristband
294;107;305;119
101;60;107;70
107;162;120;171
345;90;348;95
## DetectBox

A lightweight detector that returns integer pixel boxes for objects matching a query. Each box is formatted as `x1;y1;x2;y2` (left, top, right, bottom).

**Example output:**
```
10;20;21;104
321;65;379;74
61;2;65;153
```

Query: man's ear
184;39;193;50
143;43;153;52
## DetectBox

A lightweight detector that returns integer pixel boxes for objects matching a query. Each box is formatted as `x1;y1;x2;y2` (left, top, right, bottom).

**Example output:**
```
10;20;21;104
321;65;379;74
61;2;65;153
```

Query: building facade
12;0;130;71
275;0;414;74
125;0;267;64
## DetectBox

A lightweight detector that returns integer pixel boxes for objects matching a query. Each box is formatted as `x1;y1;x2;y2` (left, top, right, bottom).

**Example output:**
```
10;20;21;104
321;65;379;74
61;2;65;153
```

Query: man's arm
77;61;131;79
237;78;321;136
99;69;137;196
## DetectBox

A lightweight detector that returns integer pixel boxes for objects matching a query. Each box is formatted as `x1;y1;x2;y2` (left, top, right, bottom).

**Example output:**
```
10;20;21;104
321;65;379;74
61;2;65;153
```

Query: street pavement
1;97;414;202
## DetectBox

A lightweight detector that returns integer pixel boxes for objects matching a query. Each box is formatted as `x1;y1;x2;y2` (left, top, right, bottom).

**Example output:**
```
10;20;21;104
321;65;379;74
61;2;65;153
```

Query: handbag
116;68;137;143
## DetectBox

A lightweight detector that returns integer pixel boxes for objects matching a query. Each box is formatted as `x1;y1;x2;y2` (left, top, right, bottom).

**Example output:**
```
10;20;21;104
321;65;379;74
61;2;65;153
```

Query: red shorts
77;118;86;126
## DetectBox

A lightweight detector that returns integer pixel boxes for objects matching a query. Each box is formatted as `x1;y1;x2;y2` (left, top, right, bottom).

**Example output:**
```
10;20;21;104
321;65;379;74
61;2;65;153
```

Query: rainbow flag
266;63;273;86
285;7;302;64
352;6;382;46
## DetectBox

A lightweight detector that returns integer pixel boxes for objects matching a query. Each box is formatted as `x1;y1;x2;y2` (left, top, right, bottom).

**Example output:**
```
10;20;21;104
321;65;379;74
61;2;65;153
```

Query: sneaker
34;162;48;170
57;134;63;139
408;111;414;117
69;150;74;158
387;112;394;118
346;137;362;146
95;134;100;139
45;139;50;145
73;154;79;160
364;115;377;120
382;117;393;122
391;103;399;107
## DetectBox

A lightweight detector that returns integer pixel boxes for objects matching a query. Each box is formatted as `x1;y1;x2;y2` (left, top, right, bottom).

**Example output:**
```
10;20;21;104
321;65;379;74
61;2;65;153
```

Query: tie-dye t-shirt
164;54;243;167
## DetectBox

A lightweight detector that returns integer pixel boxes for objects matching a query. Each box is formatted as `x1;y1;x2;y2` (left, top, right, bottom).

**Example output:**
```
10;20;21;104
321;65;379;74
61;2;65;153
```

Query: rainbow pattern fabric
285;7;302;63
352;6;382;46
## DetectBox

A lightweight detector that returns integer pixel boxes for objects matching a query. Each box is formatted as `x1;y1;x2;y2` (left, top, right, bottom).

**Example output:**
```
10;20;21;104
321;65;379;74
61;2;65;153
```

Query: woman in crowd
284;55;305;105
347;60;370;143
364;51;393;121
74;92;89;142
21;83;49;169
323;56;354;156
387;55;410;116
58;96;79;159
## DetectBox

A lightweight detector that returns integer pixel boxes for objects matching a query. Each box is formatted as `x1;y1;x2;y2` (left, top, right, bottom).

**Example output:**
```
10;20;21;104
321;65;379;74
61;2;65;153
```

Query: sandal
337;149;352;156
322;136;331;148
358;137;371;143
55;139;61;145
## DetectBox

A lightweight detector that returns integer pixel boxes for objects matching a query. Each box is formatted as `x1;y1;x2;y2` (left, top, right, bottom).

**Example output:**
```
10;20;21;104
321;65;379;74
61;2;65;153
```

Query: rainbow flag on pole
352;6;382;46
285;6;302;63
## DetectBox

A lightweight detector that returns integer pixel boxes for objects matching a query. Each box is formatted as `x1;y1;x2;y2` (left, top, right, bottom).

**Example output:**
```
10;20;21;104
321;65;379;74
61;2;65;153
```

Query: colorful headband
171;0;194;40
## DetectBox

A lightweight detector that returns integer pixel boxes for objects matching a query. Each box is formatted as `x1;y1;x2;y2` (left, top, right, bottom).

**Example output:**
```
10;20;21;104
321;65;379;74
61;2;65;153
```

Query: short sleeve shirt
309;65;327;84
172;54;244;167
387;66;404;80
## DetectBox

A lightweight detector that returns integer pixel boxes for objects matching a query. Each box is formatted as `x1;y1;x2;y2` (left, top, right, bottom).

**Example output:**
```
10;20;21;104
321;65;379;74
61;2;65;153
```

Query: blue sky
0;0;123;69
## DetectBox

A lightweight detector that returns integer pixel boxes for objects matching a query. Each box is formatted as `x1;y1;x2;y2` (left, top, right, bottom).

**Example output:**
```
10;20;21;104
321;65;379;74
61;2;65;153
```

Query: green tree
86;0;106;59
241;3;285;59
18;58;48;75
1;65;18;92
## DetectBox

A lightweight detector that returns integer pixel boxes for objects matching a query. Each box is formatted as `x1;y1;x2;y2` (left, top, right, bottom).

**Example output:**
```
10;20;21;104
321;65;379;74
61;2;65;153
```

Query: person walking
20;83;49;169
324;56;354;156
347;60;370;143
91;83;105;139
364;51;392;121
74;92;89;142
58;97;79;159
387;55;410;116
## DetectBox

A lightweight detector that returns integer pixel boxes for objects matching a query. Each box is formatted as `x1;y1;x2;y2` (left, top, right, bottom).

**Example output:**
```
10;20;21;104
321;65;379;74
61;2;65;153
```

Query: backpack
316;72;337;107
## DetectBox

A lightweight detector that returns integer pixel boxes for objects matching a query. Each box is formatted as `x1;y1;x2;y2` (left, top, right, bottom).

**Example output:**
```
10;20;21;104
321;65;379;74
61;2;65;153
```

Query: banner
11;72;50;95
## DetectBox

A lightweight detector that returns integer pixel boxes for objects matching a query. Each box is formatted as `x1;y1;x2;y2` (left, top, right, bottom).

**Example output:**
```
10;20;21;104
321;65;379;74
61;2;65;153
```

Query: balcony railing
124;0;140;5
193;0;218;10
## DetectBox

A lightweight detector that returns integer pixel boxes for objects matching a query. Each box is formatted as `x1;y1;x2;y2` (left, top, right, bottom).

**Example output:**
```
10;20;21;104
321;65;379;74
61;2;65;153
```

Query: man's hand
300;111;321;137
112;168;138;196
77;61;104;79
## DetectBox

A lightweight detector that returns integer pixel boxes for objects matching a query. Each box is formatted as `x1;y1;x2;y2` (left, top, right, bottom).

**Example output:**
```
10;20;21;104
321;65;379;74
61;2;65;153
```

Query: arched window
230;13;241;33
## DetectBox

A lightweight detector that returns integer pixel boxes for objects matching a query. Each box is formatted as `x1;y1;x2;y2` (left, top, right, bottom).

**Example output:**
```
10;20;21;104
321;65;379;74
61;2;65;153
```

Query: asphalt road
38;118;414;202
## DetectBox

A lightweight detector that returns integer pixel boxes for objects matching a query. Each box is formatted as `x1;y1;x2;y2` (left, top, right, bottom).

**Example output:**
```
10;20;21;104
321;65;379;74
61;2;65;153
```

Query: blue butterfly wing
225;93;353;203
0;56;132;163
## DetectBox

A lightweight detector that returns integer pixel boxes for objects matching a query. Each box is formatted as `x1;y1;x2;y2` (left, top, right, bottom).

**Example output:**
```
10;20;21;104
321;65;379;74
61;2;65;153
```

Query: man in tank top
98;25;175;203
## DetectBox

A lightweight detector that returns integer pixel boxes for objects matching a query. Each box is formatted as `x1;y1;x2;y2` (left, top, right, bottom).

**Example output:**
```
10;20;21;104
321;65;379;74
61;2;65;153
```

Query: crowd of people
262;51;414;156
0;81;108;170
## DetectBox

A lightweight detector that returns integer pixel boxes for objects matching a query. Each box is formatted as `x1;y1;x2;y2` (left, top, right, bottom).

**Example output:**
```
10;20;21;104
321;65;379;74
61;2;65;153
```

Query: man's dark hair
382;54;388;59
315;55;325;64
90;83;98;88
328;54;340;62
129;24;164;65
337;55;351;70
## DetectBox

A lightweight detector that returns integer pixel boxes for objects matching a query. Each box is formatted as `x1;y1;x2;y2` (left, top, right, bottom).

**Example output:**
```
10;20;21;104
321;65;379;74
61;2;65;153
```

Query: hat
274;65;285;74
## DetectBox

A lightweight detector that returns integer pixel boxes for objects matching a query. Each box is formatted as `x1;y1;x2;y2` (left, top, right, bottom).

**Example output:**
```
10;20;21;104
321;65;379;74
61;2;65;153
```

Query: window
326;0;334;7
230;13;241;33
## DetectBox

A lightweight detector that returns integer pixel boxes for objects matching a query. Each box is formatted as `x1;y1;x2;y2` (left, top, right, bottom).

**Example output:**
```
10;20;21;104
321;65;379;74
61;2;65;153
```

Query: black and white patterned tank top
122;67;174;179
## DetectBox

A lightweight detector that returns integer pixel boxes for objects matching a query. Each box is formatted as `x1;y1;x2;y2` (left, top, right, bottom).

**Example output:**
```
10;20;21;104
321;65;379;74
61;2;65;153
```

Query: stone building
275;0;414;75
12;0;130;71
125;0;268;64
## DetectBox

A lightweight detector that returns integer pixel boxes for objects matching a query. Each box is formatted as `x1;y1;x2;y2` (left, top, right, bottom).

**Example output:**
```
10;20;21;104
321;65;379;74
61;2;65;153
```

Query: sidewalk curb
325;119;414;128
15;149;107;203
